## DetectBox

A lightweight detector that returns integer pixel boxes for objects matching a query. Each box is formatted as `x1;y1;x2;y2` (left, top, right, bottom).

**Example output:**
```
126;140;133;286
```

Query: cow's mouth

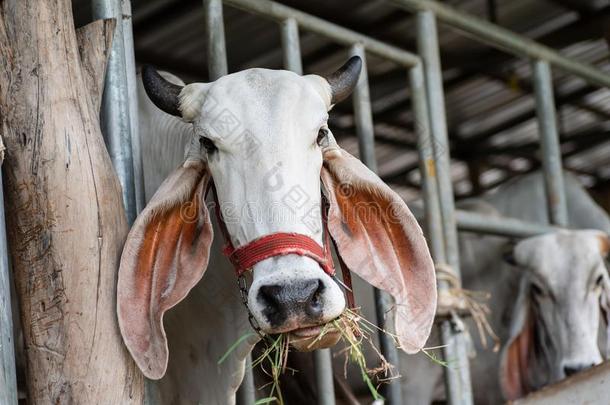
288;324;342;352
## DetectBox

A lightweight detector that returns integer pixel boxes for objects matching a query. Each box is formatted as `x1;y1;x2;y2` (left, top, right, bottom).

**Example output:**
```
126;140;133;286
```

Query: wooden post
0;2;144;403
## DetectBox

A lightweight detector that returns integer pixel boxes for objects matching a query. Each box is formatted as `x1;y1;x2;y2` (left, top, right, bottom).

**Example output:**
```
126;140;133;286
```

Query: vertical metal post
281;18;336;404
91;0;137;225
204;0;229;80
121;0;145;214
314;350;336;405
532;59;569;227
350;44;377;172
416;11;474;405
281;18;303;74
350;43;403;405
203;1;255;403
409;63;445;262
0;168;17;404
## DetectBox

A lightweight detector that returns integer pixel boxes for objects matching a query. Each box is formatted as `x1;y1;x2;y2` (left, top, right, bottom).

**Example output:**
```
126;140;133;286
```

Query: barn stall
1;0;610;404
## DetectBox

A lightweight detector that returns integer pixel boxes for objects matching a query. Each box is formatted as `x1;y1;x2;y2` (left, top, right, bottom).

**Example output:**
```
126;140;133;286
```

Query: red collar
208;183;355;309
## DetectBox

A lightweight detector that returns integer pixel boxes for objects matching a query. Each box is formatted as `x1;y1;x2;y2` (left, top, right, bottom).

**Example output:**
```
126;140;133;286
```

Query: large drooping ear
499;277;536;400
117;159;213;379
320;138;436;353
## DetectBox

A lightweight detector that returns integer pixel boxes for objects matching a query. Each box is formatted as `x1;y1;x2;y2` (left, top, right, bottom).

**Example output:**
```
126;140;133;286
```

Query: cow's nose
563;363;594;377
257;279;324;327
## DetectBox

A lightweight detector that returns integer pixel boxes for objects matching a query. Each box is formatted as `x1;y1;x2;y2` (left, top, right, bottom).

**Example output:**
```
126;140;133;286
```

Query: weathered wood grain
0;2;144;403
76;18;116;113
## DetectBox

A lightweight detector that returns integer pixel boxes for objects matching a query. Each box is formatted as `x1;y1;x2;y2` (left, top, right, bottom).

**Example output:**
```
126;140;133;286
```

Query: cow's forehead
204;68;329;116
515;230;603;286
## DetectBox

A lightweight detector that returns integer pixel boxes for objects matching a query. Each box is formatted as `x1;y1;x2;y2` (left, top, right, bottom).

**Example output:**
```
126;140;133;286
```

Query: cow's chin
287;324;342;352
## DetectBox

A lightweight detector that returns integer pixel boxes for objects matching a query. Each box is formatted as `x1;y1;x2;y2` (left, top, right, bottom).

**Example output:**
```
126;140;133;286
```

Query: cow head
500;230;610;400
117;58;437;379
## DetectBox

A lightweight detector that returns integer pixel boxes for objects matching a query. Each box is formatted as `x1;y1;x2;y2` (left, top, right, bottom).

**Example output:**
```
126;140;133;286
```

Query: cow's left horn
324;56;362;104
142;65;183;117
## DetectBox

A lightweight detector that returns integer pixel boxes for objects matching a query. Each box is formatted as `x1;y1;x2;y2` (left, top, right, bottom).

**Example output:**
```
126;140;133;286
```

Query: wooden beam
0;3;144;402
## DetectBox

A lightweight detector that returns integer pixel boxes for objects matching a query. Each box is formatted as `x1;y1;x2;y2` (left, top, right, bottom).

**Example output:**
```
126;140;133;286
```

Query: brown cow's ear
320;146;437;353
499;278;535;400
117;160;213;379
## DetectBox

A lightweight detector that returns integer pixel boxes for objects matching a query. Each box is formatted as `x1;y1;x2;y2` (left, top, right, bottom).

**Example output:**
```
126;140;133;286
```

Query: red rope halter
208;182;355;309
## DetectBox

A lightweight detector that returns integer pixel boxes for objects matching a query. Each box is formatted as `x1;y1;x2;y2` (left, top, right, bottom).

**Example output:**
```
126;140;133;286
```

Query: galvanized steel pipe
91;0;138;225
416;11;474;405
204;0;229;80
314;349;336;405
532;60;569;227
410;63;445;261
122;0;145;214
0;170;17;404
281;18;303;74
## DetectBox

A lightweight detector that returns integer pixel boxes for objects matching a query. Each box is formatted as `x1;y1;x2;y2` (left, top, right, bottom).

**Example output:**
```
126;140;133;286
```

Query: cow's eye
317;128;329;146
531;282;546;298
594;274;604;290
200;137;217;153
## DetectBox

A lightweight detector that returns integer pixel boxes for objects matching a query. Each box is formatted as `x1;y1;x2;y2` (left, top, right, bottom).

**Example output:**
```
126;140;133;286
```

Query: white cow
395;173;610;404
130;60;437;404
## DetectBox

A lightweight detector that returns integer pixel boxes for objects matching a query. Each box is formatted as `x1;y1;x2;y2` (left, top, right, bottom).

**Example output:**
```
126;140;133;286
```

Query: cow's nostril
563;364;591;377
305;279;324;318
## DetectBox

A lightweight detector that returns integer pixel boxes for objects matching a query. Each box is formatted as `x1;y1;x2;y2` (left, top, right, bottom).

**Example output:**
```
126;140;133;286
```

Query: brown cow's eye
200;137;217;153
317;128;329;146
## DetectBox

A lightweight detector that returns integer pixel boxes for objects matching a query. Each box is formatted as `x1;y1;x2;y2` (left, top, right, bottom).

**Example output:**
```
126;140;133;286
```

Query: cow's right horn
142;65;183;117
324;56;362;105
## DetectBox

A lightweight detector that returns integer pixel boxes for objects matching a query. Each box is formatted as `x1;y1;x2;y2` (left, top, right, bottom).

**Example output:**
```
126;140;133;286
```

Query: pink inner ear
117;162;213;379
321;149;437;353
500;314;534;400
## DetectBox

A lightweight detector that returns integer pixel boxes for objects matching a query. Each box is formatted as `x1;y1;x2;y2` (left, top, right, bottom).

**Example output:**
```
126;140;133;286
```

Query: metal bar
91;0;137;225
409;63;445;260
224;0;420;67
279;18;335;404
390;0;610;88
416;11;473;405
351;44;377;171
314;349;336;405
0;168;17;404
455;210;557;237
409;202;559;239
204;0;229;80
350;43;403;405
532;60;569;227
203;2;255;403
281;18;303;74
122;0;145;214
